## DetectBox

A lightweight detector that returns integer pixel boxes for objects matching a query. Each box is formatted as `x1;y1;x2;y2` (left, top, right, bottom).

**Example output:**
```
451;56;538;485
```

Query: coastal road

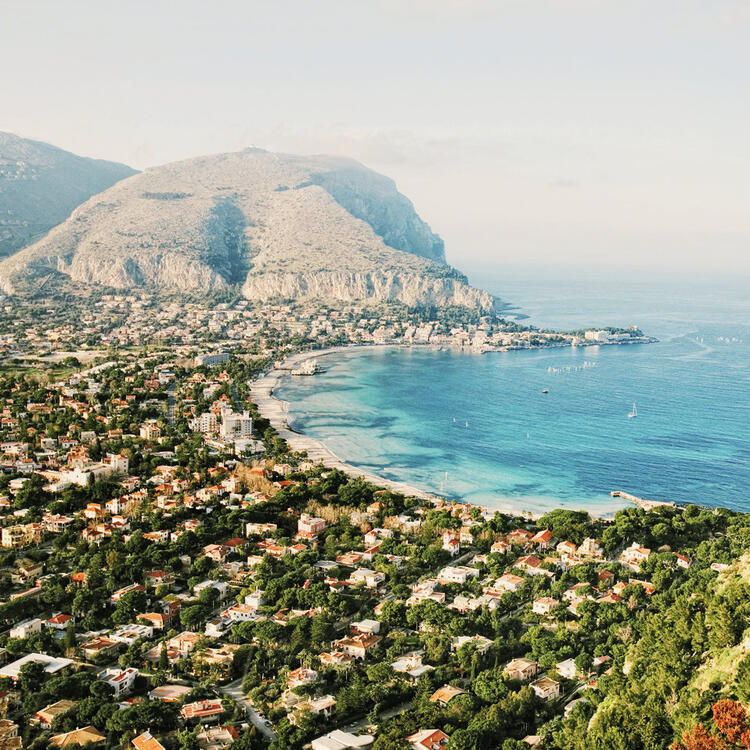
219;678;278;742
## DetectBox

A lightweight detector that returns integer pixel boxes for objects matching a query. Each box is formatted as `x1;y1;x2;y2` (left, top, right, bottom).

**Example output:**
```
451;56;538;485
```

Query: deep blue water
277;269;750;515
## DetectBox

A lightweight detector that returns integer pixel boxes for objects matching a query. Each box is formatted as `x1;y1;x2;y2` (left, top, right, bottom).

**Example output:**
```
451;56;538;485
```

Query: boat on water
291;359;322;376
628;402;638;419
542;389;549;394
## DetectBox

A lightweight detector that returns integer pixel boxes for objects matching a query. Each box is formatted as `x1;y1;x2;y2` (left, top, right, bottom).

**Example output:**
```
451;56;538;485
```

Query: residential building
98;667;138;697
406;729;449;750
132;732;166;750
10;618;42;639
531;676;560;700
298;514;326;535
619;542;651;572
437;566;480;585
0;654;73;681
311;730;373;750
180;699;225;722
109;624;154;645
49;727;106;748
291;695;336;723
287;667;319;689
442;531;460;556
429;685;467;707
82;637;120;660
1;523;43;548
532;597;559;616
504;658;538;681
33;700;77;727
148;684;193;703
556;658;579;679
331;633;381;660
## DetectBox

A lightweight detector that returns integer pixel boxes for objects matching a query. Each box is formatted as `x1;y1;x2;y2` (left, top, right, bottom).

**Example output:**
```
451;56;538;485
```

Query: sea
276;265;750;516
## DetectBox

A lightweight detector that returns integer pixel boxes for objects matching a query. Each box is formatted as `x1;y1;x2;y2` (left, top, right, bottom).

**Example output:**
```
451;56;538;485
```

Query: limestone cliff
0;148;492;310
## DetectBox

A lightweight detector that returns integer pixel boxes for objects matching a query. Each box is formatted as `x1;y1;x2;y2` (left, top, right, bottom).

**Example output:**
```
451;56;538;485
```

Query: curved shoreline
249;344;629;519
250;345;447;504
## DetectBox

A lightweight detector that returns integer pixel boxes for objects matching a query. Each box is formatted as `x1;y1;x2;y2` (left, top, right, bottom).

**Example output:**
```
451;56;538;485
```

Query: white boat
628;402;638;419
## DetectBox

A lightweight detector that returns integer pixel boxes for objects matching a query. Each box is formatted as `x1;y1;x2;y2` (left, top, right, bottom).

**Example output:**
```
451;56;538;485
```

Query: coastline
249;344;626;519
250;345;447;505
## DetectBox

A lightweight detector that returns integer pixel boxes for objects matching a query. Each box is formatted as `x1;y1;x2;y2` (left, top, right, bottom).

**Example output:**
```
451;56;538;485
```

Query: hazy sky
2;0;749;274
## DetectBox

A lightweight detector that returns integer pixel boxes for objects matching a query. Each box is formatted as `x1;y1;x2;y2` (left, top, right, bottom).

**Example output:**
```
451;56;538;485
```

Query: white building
193;580;229;599
10;618;43;639
220;408;253;439
195;352;230;366
190;412;218;434
98;667;138;697
437;566;480;585
109;624;154;645
311;731;373;750
0;653;73;681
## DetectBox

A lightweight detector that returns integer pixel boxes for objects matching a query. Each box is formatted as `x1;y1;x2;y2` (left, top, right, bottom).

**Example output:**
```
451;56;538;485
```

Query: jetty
611;490;676;511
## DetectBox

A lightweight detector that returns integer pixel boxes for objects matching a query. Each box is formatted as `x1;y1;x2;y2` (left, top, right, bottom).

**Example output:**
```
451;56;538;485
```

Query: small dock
611;490;676;511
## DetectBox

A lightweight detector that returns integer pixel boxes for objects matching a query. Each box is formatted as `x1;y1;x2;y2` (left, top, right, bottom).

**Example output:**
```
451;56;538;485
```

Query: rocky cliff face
307;167;445;263
242;270;494;308
0;148;492;310
0;131;136;259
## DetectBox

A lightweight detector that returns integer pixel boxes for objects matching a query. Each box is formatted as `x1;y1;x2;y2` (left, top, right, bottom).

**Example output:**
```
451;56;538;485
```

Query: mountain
0;131;137;260
0;148;493;310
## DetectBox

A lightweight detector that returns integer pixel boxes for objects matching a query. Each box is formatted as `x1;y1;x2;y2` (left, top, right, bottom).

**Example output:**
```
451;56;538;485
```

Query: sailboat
628;402;638;419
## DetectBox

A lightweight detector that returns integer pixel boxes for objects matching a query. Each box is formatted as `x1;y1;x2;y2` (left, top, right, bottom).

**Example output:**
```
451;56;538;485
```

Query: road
345;699;412;733
219;678;278;742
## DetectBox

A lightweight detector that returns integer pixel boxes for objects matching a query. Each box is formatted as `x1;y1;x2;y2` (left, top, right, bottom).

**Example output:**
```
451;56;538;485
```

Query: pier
611;490;676;511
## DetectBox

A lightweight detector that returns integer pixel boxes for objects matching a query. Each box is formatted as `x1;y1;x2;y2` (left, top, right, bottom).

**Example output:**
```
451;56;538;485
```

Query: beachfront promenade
250;347;442;503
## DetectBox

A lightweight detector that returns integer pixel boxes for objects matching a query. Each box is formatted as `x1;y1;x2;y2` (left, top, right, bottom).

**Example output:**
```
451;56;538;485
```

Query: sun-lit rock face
0;148;492;309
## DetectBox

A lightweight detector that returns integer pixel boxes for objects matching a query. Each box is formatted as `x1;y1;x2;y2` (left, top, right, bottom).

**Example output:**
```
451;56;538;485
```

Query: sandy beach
249;345;628;520
250;345;446;504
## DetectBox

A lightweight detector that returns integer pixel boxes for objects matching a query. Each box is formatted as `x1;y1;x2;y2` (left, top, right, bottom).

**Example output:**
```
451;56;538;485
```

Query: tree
180;605;205;630
672;725;728;750
735;657;750;703
64;621;77;651
19;660;46;693
673;700;750;750
713;700;750;747
159;643;169;671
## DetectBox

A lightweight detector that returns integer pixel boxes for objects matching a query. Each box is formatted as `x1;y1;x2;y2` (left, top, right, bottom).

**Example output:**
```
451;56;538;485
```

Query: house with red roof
180;699;225;721
531;529;554;550
406;729;449;750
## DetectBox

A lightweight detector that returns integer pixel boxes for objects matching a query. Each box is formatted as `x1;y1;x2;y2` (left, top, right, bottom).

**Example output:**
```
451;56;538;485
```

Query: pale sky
2;0;749;274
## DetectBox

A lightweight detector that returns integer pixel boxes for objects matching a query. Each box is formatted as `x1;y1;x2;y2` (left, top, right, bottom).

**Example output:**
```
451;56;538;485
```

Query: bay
276;269;750;515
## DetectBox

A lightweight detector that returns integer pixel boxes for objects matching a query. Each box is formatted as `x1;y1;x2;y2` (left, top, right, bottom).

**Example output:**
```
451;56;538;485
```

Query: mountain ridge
0;131;137;259
0;146;494;310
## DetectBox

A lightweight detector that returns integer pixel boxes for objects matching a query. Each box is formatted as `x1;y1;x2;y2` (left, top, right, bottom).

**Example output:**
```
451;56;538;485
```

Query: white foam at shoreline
251;346;447;504
249;345;625;519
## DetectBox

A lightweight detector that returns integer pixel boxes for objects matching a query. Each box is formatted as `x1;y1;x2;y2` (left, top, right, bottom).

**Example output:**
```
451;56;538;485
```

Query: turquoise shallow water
277;271;750;515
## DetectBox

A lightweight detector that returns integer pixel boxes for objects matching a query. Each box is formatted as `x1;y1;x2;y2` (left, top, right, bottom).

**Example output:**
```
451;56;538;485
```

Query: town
0;334;746;750
0;292;651;368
